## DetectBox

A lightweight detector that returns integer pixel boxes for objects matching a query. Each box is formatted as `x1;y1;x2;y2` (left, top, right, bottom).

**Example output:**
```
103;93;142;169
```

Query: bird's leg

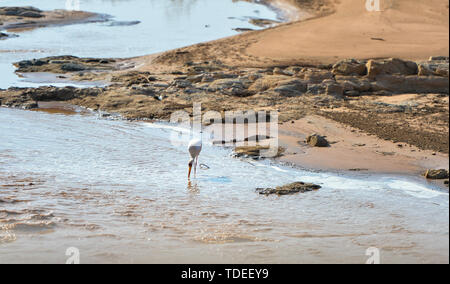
194;157;198;177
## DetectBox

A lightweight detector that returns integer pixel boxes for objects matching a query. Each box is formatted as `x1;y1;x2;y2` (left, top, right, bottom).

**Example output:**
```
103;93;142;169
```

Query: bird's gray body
188;138;202;159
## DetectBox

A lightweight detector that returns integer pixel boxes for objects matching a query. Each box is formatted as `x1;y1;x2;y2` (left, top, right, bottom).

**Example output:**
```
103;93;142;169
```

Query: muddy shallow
0;107;448;264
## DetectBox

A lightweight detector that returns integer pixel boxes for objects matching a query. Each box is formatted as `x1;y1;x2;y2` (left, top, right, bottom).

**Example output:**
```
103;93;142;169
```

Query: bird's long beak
188;164;192;179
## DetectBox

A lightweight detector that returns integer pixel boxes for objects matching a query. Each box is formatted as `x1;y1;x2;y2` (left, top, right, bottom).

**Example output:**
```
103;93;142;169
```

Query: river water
0;0;282;88
0;107;448;263
0;0;449;264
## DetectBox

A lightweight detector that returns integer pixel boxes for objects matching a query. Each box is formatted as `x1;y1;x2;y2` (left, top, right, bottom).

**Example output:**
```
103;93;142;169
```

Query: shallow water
0;108;448;264
0;0;282;88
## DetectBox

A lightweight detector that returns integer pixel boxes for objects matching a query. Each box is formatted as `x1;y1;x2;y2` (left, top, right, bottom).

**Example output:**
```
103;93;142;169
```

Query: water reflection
0;0;281;88
187;180;200;193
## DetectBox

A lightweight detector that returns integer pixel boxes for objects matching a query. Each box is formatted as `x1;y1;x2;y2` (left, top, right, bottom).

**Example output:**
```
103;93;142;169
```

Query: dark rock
172;79;192;89
60;63;87;72
208;78;252;97
306;83;327;95
18;11;43;18
423;169;449;180
0;7;43;18
233;28;255;33
256;182;321;196
273;80;307;97
107;20;141;27
306;134;329;147
22;102;38;109
325;82;344;97
249;18;280;27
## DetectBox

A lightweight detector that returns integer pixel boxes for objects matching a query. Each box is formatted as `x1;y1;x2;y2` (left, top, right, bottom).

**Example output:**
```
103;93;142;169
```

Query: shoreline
0;1;448;185
0;7;107;33
11;100;448;189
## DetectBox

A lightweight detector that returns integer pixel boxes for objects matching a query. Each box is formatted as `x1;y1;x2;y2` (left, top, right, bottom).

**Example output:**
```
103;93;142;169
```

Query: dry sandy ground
142;0;449;69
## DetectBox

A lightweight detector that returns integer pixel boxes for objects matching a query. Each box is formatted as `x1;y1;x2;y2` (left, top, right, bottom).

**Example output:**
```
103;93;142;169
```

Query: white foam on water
387;180;448;199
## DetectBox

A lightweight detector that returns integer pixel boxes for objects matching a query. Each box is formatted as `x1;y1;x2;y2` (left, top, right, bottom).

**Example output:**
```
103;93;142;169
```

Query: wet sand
279;115;449;176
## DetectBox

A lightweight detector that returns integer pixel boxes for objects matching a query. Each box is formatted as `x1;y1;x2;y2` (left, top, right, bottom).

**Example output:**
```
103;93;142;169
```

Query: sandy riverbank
0;0;448;183
143;0;448;68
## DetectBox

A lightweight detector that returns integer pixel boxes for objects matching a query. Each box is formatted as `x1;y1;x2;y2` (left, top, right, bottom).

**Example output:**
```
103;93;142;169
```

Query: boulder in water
256;182;321;196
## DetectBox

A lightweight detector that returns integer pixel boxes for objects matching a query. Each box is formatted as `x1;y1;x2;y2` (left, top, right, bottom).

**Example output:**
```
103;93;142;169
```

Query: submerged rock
423;169;449;180
256;182;321;196
233;28;255;33
107;20;141;27
249;18;280;27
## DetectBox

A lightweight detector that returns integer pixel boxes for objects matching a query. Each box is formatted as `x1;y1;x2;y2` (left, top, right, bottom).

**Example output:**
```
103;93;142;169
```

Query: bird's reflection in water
187;180;200;193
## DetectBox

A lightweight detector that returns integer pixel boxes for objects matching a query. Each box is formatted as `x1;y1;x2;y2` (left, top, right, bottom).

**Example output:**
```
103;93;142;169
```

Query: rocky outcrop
417;57;449;77
370;75;449;94
207;78;253;97
366;58;418;78
306;134;329;147
0;86;103;108
0;6;44;18
14;56;117;73
332;59;367;76
423;169;449;180
256;182;321;196
296;68;334;83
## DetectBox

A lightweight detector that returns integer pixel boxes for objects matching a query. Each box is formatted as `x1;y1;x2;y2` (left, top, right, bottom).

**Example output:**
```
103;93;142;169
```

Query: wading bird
188;138;202;179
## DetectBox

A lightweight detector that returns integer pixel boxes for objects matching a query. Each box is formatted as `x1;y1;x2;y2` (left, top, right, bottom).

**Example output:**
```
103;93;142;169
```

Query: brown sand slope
149;0;449;68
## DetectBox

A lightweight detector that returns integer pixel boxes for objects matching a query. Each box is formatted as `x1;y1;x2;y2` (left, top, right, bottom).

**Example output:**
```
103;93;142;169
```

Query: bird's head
188;159;194;179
